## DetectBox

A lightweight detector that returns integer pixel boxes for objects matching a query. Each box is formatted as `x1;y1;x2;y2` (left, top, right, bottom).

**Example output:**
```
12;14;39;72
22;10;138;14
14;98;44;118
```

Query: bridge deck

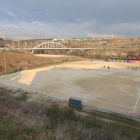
10;48;102;50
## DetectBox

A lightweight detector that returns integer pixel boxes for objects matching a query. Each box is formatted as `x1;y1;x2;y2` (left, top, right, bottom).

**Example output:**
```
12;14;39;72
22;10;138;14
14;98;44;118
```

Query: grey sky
0;0;140;40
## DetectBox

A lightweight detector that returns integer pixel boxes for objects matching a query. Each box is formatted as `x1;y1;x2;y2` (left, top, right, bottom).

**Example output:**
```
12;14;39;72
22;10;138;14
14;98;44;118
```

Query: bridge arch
33;42;67;49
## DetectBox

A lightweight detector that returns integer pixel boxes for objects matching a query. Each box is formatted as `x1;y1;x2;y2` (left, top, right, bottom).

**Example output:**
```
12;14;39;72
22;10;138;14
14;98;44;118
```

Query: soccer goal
17;67;28;72
19;80;40;93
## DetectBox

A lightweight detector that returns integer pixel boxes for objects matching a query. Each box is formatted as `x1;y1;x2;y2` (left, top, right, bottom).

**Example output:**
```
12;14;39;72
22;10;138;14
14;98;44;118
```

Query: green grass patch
88;110;140;127
15;94;27;101
0;122;37;140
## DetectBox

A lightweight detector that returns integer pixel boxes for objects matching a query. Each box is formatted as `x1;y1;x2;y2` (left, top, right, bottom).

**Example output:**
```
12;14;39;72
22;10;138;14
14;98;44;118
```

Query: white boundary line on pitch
83;84;134;111
96;100;133;109
95;104;131;113
83;84;132;109
83;85;102;99
132;92;140;113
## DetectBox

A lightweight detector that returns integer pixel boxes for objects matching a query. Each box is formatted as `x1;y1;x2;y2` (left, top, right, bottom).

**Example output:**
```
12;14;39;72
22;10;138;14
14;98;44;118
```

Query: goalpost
17;67;28;72
20;80;40;93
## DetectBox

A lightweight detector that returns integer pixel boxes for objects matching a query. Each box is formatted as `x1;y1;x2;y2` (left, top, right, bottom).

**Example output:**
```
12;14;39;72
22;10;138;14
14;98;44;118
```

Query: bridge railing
34;42;67;49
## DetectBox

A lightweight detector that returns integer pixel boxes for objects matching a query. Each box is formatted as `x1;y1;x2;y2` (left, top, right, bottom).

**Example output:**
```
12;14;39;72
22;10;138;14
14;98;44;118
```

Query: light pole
25;42;27;48
2;50;7;74
92;45;94;59
69;49;70;62
18;38;19;47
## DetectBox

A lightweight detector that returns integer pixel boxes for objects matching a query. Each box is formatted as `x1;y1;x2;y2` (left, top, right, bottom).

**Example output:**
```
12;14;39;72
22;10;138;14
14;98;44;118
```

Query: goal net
19;80;40;93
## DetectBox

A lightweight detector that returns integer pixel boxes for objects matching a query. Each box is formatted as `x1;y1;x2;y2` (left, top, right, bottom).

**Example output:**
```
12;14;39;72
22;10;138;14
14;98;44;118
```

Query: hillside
13;38;140;59
0;50;80;75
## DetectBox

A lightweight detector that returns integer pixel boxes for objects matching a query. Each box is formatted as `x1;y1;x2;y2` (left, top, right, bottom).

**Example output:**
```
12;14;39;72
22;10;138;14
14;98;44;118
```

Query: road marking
83;85;102;99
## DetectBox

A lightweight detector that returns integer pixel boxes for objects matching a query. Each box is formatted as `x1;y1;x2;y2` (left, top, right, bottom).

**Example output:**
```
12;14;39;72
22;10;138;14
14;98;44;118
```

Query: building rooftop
110;58;140;60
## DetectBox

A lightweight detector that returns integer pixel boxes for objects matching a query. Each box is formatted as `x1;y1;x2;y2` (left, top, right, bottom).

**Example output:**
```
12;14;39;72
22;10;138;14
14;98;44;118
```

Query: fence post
41;94;44;107
112;119;115;140
42;99;44;107
79;110;80;119
95;110;97;126
132;123;135;139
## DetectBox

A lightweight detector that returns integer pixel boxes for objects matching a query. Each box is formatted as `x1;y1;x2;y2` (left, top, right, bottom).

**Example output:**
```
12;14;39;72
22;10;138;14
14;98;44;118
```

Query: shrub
95;53;101;59
45;104;77;121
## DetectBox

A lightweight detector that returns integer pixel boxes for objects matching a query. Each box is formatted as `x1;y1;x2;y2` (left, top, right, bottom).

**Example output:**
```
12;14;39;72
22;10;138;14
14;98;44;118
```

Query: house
0;44;6;50
0;44;5;48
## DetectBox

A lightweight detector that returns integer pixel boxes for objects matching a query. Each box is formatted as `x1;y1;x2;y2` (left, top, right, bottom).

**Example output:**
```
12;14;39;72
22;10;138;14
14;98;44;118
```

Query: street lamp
2;50;7;74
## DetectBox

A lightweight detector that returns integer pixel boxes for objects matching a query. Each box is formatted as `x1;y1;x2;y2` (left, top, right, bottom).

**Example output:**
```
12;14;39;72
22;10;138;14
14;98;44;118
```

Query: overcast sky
0;0;140;40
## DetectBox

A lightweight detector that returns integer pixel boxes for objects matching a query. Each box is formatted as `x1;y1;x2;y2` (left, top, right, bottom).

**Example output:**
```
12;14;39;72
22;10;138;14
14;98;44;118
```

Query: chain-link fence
0;83;140;121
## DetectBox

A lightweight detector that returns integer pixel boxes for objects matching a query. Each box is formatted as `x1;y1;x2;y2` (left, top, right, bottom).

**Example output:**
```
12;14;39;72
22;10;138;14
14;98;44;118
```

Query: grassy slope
1;88;140;140
0;50;79;75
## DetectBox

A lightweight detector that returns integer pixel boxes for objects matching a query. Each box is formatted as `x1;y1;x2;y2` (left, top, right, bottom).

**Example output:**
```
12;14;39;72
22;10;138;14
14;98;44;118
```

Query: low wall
34;54;69;58
109;59;140;63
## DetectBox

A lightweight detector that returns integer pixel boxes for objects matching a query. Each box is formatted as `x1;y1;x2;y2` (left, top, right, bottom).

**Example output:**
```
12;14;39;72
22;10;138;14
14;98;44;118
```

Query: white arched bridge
34;42;67;49
12;42;97;51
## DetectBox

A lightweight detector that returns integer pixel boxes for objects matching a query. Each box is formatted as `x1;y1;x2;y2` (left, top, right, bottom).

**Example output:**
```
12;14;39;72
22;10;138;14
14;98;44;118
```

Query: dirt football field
1;60;140;118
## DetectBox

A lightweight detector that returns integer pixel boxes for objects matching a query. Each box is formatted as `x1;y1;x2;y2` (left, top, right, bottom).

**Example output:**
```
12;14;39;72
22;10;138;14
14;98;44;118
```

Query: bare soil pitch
0;60;140;118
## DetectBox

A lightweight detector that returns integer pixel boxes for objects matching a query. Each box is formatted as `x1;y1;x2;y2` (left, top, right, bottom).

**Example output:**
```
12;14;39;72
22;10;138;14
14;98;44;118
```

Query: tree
117;53;121;58
0;38;3;41
95;53;101;59
137;53;140;58
126;51;137;58
6;37;12;40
